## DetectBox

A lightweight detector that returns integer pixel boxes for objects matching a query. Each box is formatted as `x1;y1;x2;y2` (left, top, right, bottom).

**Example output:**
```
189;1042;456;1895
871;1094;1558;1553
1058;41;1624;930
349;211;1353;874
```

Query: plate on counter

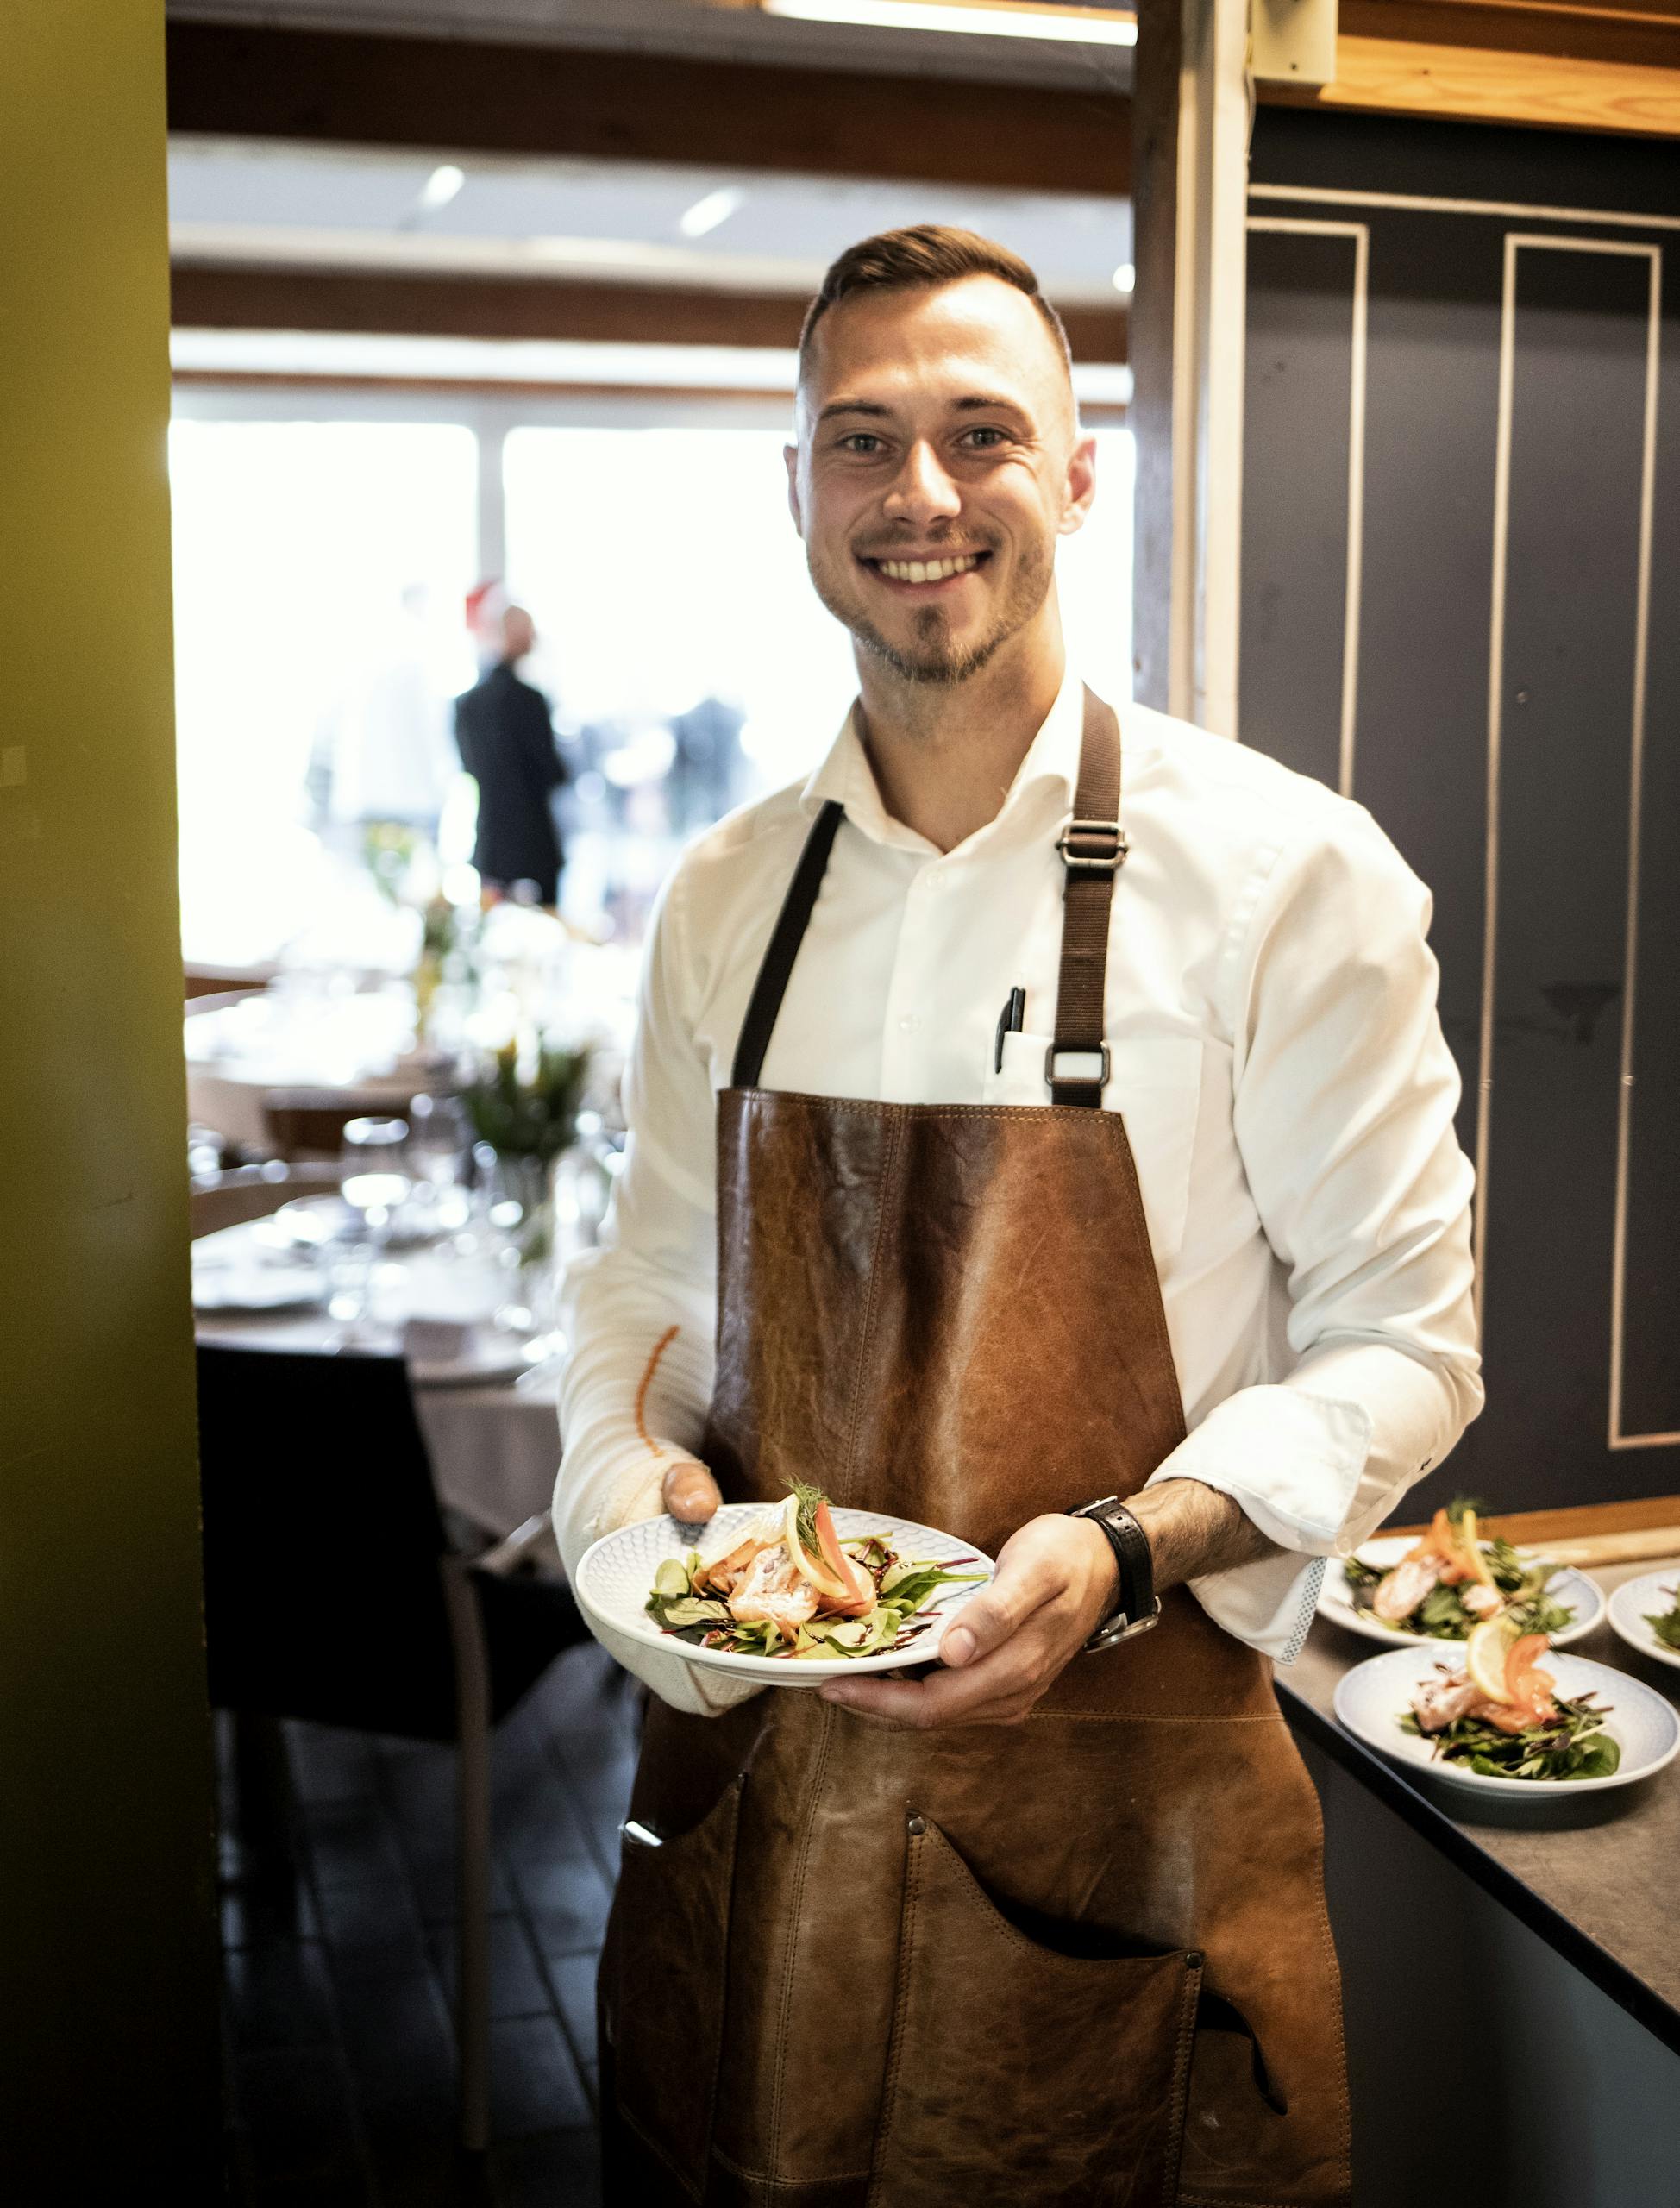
573;1504;994;1688
1318;1534;1602;1649
1607;1571;1680;1673
1333;1645;1679;1799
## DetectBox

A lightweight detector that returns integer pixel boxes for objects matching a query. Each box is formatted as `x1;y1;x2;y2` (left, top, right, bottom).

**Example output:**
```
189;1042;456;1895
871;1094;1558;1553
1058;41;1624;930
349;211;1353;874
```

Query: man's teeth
875;554;981;583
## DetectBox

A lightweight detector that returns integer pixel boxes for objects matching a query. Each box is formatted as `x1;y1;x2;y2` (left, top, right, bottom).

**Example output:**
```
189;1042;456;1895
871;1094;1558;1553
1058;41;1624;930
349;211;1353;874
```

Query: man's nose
882;440;962;526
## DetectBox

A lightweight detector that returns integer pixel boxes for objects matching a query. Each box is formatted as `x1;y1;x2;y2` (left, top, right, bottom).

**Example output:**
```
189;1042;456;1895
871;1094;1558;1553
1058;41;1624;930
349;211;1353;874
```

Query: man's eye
840;434;883;455
962;427;1008;448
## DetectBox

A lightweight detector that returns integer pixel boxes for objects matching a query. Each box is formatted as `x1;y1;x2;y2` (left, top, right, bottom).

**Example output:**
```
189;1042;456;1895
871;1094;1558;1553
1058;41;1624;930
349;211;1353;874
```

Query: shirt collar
799;662;1087;856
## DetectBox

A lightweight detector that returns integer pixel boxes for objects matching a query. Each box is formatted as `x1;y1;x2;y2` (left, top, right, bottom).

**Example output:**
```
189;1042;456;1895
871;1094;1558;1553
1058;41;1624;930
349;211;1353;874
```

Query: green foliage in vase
362;821;419;903
461;1037;592;1161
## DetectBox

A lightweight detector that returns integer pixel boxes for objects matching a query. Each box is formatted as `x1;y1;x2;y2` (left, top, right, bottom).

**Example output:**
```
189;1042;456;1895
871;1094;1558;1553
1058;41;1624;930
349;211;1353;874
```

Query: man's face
787;275;1096;686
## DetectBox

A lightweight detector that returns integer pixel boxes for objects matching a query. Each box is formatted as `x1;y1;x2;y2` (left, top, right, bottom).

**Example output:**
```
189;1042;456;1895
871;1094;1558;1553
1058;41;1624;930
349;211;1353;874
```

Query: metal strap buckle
1056;818;1128;874
1044;1042;1110;1091
1083;1596;1163;1653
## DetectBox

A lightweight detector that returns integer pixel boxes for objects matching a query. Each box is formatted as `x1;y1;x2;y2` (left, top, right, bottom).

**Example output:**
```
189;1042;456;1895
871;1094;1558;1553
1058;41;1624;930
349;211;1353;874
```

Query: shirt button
898;1014;918;1032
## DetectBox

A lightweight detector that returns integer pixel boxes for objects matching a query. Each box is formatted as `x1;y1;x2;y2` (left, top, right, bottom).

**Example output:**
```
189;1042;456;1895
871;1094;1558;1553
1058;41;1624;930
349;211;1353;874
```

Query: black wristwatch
1067;1496;1162;1651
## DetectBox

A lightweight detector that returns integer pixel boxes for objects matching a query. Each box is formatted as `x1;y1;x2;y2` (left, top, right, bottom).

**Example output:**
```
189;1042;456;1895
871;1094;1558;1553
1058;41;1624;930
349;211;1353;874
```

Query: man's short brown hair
798;224;1072;376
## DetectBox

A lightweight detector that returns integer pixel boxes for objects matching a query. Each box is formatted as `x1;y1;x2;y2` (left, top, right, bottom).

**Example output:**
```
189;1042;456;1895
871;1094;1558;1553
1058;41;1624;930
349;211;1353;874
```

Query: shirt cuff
1178;1548;1326;1665
553;1439;766;1718
1144;1384;1371;1553
1141;1384;1372;1661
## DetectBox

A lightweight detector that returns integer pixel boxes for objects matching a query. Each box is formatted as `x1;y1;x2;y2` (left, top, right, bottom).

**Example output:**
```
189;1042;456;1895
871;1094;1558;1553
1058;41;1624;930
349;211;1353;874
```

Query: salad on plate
1642;1580;1680;1654
1402;1617;1620;1782
1342;1498;1576;1640
645;1481;987;1663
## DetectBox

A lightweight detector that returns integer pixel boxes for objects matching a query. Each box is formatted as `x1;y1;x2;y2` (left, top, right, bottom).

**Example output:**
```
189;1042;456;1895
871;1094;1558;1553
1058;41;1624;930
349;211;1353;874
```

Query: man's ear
1057;432;1099;538
784;442;804;535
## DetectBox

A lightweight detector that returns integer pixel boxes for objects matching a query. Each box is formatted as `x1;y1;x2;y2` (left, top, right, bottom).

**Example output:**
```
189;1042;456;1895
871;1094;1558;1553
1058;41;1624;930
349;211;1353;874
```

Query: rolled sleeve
1148;810;1482;1661
555;863;762;1715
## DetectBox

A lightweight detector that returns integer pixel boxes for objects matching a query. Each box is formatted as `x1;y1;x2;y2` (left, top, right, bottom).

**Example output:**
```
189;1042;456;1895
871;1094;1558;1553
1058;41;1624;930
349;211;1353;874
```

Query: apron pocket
607;1772;744;2186
868;1816;1203;2208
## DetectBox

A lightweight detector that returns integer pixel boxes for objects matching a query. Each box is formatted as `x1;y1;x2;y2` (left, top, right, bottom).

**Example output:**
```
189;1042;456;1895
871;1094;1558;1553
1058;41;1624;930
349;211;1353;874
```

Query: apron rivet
1186;1951;1204;1971
906;1813;926;1836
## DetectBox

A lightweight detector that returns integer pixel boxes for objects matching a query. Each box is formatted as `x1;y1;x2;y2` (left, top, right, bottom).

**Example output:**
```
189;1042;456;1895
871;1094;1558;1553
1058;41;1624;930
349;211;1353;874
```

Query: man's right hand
661;1455;723;1523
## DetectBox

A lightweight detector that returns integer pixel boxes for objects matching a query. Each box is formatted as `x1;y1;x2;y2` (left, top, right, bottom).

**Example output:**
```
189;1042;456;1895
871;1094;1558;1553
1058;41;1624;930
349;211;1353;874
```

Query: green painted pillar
1;3;220;2191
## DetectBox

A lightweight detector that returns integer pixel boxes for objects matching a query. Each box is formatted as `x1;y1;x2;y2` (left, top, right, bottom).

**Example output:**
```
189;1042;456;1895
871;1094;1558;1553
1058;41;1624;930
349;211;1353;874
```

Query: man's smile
856;548;993;592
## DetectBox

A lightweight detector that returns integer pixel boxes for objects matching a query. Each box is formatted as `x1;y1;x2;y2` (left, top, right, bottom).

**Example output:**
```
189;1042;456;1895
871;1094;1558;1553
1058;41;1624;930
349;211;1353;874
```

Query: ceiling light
678;186;747;242
417;163;466;211
759;0;1137;44
1112;262;1135;292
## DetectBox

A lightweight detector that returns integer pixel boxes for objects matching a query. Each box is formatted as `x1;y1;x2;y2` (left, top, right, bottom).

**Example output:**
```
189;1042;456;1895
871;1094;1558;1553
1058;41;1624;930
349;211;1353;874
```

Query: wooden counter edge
1389;1494;1680;1546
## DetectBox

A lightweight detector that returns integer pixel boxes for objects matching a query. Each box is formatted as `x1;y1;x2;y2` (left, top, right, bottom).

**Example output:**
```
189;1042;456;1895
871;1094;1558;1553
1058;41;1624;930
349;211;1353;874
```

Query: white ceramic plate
1333;1644;1679;1798
191;1264;325;1316
1606;1570;1680;1674
573;1504;995;1688
1317;1534;1602;1649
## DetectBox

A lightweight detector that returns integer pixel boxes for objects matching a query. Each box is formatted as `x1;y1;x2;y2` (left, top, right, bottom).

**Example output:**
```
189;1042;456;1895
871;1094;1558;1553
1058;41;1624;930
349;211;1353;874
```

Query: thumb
661;1455;723;1524
938;1534;1057;1668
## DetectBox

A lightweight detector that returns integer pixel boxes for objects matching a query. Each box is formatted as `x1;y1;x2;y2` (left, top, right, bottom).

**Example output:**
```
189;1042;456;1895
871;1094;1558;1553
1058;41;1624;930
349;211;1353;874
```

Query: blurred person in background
454;603;570;909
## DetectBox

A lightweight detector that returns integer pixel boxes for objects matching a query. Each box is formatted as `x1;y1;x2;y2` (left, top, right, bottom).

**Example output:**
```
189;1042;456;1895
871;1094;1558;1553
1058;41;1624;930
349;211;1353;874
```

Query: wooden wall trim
1265;34;1680;134
169;367;1133;422
164;21;1131;196
168;263;1130;362
1262;0;1680;134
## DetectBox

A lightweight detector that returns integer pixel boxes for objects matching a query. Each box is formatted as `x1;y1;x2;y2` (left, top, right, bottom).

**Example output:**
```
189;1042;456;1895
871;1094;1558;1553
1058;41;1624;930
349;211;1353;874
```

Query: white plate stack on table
1317;1531;1605;1648
1333;1642;1680;1800
1607;1572;1680;1673
574;1501;995;1690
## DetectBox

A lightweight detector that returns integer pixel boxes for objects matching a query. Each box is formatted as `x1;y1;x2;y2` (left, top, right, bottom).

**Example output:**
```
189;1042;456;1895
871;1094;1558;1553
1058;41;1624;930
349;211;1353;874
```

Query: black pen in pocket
994;986;1026;1074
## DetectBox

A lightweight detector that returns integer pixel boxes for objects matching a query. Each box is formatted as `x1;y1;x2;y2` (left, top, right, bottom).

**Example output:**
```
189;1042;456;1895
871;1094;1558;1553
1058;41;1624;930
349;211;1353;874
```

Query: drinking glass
404;1092;471;1233
331;1116;411;1339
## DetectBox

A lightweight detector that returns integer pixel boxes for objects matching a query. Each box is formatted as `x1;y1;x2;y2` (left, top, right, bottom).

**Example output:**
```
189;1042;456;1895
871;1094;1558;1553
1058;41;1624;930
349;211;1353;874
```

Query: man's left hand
818;1512;1119;1730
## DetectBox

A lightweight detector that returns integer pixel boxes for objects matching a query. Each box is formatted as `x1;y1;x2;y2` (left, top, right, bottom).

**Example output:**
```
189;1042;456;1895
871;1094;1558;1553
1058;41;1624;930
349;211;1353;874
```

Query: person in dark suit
454;605;569;908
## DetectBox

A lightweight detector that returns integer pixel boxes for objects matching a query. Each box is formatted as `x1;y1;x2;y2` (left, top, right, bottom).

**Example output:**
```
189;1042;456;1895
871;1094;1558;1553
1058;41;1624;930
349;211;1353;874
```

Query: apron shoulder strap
730;799;844;1089
1047;687;1127;1109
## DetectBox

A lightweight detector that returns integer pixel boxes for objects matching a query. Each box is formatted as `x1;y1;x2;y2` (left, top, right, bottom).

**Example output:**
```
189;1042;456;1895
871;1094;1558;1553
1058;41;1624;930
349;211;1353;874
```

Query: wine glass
404;1092;471;1233
330;1116;411;1339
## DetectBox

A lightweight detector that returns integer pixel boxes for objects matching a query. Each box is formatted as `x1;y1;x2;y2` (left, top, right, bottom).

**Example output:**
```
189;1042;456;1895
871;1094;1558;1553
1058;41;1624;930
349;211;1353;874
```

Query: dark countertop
1282;1548;1680;2054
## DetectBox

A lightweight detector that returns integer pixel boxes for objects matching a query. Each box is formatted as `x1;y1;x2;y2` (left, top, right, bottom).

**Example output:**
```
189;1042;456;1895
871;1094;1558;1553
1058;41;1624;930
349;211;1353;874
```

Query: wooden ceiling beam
169;263;1130;363
165;22;1130;197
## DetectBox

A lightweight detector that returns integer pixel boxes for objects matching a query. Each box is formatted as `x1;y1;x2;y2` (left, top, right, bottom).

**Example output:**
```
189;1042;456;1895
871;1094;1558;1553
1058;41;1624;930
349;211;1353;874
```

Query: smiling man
556;228;1481;2207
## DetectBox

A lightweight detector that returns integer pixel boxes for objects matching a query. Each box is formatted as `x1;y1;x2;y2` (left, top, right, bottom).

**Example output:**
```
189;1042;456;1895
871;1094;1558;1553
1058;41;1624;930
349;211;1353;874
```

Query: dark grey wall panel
1339;214;1506;1170
1240;227;1359;795
1482;242;1651;1477
1241;111;1680;1514
1619;303;1680;1449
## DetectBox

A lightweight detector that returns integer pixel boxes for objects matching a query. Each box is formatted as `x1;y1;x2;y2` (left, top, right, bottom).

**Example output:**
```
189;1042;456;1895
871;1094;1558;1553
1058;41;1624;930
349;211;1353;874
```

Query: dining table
191;1201;568;1537
185;976;443;1156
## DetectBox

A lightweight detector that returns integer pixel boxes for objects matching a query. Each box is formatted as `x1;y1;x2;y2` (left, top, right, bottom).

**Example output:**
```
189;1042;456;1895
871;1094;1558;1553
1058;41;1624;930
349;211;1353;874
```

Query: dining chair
189;1161;345;1239
196;1343;586;2152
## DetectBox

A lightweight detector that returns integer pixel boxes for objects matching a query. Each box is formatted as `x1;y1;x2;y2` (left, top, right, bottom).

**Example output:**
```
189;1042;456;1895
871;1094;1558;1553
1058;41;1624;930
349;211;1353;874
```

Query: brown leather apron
600;691;1351;2208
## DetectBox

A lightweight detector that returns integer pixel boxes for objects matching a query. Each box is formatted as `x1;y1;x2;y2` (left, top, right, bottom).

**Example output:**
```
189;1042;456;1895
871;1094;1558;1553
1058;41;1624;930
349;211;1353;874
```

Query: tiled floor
218;1641;643;2206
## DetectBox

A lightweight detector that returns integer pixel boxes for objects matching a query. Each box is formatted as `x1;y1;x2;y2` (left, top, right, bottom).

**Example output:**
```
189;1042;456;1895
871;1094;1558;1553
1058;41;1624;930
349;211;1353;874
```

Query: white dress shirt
555;668;1483;1711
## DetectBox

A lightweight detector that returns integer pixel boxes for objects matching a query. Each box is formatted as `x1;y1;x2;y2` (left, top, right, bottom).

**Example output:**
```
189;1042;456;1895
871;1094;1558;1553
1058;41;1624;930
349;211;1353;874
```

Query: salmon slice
727;1546;820;1640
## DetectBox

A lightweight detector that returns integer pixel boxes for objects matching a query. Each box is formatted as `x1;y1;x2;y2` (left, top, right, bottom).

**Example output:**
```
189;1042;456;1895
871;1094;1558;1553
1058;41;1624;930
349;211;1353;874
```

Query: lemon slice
1465;1615;1520;1702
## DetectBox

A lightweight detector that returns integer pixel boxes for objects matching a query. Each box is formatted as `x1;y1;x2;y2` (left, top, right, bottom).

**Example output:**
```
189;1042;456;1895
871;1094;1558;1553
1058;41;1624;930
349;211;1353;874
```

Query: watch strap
1068;1496;1162;1650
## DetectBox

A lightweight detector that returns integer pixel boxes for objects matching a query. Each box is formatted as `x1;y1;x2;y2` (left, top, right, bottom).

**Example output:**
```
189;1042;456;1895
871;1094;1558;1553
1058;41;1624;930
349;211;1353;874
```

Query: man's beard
807;534;1053;687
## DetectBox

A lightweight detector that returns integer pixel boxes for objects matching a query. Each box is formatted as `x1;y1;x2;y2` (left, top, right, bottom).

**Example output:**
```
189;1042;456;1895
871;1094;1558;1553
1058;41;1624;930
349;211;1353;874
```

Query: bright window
169;419;479;962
